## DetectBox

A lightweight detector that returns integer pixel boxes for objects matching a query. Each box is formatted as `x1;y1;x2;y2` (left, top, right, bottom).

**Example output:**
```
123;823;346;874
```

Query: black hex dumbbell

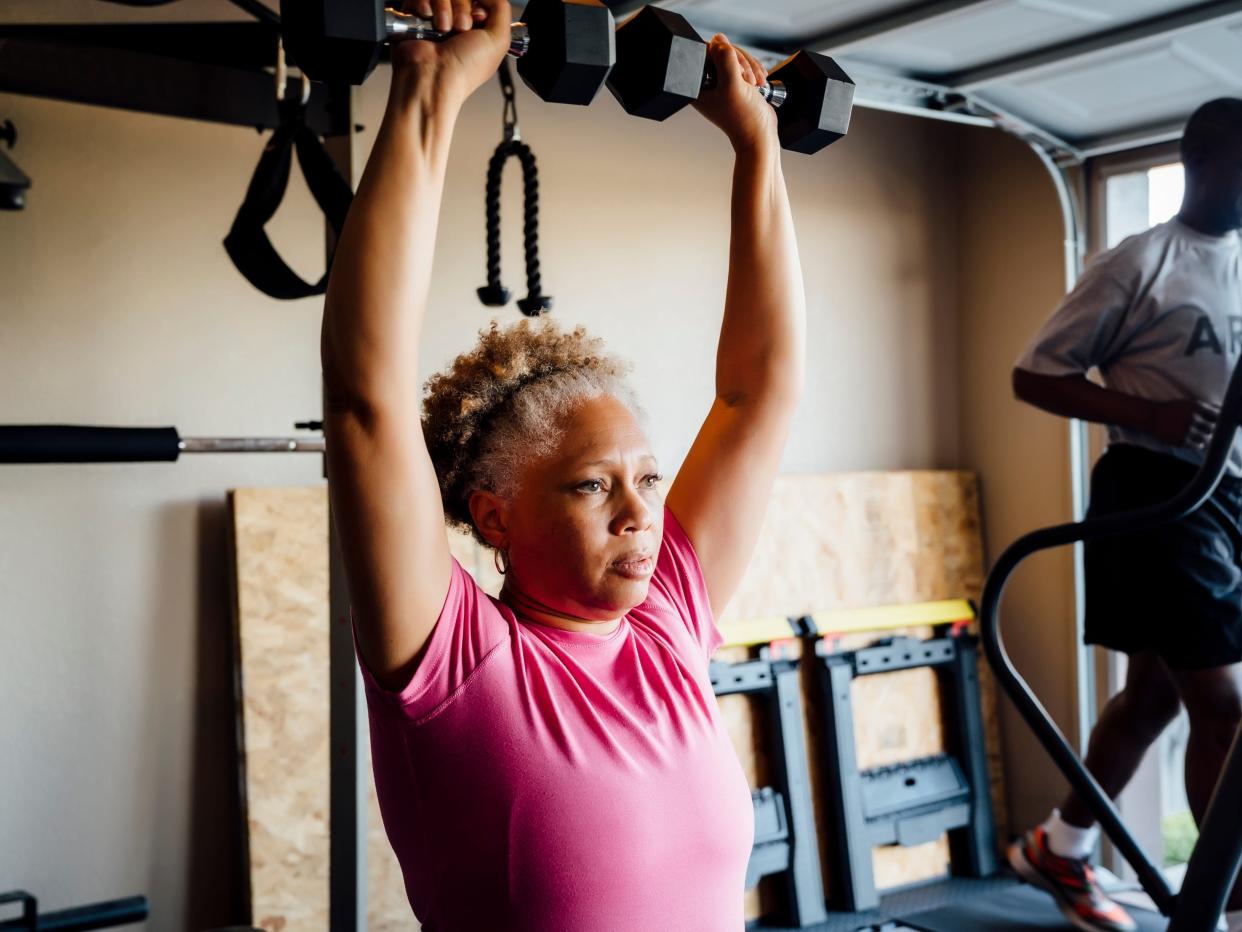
606;5;854;154
280;0;615;105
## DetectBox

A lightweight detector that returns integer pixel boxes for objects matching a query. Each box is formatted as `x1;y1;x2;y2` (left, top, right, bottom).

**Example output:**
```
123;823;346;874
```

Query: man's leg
1009;651;1181;932
1058;651;1182;831
1171;663;1242;915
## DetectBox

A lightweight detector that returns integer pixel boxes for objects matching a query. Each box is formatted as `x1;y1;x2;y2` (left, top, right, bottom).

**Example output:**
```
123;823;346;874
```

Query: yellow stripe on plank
717;616;798;649
810;599;975;634
717;600;975;648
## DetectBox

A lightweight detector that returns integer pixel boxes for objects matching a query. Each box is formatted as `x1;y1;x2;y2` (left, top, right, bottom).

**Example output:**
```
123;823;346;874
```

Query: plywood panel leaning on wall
230;488;331;931
230;487;410;931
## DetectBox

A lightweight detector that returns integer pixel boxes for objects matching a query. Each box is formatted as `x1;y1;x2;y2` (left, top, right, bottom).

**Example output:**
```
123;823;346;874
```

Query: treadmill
762;360;1242;932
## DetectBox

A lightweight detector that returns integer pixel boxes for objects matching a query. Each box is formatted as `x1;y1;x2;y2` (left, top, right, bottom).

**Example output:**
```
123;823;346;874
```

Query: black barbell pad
0;426;182;463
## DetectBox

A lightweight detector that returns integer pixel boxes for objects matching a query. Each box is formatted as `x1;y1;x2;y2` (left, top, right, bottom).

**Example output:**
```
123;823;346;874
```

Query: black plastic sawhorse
815;631;999;912
711;643;829;927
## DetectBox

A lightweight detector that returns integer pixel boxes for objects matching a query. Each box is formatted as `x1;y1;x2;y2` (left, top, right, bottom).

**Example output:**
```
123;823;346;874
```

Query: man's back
1017;216;1242;470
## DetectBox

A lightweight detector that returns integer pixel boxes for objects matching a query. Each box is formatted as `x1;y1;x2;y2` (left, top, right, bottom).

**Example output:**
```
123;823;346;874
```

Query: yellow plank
719;600;976;649
810;599;975;635
717;616;798;649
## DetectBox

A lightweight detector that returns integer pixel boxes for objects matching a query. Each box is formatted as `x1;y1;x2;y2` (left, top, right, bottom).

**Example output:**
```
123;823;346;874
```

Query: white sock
1042;808;1099;860
1224;909;1242;932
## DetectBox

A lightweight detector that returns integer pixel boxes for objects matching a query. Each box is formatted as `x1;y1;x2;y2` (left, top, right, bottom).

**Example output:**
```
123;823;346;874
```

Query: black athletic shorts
1085;443;1242;669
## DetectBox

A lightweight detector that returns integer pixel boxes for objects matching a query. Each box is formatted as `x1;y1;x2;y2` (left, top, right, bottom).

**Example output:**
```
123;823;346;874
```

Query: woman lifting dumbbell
320;0;807;927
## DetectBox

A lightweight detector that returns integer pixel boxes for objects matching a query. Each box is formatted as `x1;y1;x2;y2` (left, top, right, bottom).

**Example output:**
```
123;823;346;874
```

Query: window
1105;162;1185;247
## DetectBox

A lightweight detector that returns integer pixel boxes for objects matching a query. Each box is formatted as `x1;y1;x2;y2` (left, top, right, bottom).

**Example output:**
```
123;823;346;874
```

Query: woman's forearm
715;142;806;408
321;75;463;412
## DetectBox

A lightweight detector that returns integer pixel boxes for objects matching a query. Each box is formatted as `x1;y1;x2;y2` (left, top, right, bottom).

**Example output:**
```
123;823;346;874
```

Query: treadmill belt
901;883;1166;931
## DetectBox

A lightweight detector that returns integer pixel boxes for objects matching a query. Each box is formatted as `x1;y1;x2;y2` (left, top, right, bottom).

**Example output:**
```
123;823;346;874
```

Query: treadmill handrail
979;358;1242;916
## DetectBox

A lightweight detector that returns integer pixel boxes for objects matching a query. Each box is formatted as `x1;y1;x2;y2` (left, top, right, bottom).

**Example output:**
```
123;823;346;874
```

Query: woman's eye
642;473;663;488
578;480;604;493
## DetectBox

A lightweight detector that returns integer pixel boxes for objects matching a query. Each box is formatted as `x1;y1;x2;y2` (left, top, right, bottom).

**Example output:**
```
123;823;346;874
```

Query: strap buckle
275;38;311;107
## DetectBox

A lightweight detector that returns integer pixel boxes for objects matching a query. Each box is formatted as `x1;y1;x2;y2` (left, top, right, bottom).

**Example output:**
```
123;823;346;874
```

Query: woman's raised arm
320;0;510;690
667;37;807;617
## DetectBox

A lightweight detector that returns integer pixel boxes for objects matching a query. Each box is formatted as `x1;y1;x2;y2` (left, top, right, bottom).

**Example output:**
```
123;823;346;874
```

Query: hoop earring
494;548;509;576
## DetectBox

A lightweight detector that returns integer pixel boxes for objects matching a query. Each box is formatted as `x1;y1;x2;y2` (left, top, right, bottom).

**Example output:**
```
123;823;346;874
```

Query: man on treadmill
1009;97;1242;932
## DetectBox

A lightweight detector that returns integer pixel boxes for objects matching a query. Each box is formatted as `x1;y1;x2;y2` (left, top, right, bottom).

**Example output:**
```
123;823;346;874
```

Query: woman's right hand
390;0;513;106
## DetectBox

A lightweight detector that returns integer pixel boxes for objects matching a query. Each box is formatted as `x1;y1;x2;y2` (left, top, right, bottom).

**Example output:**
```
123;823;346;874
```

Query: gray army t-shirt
1016;217;1242;475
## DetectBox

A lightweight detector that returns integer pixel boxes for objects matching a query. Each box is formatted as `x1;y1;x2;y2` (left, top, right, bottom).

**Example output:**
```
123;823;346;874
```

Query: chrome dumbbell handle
384;10;532;58
701;65;788;108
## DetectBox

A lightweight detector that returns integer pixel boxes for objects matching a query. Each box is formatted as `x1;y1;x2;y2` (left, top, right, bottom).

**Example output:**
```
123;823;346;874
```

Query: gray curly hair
422;318;645;546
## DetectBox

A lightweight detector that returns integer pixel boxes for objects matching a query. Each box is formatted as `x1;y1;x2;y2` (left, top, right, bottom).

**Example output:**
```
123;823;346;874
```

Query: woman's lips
611;553;654;579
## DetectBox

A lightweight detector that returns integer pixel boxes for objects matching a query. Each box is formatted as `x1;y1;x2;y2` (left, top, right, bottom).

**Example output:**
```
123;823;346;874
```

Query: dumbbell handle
384;10;532;58
702;63;788;109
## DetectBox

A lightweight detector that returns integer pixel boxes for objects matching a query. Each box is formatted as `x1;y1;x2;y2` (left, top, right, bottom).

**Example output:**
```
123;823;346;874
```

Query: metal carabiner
499;59;520;143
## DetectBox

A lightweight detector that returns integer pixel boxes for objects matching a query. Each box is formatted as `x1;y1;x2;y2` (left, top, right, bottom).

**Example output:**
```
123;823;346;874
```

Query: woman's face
502;394;664;623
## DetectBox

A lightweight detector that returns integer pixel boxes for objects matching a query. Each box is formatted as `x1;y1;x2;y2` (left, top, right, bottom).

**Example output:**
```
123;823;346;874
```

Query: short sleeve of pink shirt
355;506;753;932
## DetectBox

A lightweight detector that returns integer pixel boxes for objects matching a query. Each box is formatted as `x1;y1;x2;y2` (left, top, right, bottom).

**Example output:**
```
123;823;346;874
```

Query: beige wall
0;89;328;929
955;125;1082;833
1;54;1074;929
410;76;964;475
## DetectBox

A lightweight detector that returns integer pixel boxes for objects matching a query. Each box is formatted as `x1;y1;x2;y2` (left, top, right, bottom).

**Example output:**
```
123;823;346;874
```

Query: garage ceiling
609;0;1242;158
3;1;1240;160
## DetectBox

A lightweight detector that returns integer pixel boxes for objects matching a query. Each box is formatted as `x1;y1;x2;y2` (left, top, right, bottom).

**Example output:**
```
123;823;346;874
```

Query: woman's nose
613;486;653;534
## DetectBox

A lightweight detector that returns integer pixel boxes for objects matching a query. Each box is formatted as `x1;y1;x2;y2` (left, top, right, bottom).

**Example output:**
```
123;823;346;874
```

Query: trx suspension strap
224;60;353;300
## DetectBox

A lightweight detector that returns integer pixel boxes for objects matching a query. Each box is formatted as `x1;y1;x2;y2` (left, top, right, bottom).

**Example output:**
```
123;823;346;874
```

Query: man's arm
667;38;805;617
1012;368;1218;450
321;0;508;690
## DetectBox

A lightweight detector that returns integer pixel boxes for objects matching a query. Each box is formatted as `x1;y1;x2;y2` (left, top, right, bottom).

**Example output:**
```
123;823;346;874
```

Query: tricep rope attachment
477;60;551;317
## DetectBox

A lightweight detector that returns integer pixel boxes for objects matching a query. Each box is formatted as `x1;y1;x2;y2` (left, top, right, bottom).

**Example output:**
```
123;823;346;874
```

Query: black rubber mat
900;882;1166;931
755;876;1030;931
752;875;1167;931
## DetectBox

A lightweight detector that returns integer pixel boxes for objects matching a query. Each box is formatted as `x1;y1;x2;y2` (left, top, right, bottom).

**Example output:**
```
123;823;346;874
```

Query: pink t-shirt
358;507;754;931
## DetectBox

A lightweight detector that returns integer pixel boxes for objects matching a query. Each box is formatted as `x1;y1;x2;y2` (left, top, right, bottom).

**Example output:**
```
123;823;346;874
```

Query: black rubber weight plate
901;883;1167;931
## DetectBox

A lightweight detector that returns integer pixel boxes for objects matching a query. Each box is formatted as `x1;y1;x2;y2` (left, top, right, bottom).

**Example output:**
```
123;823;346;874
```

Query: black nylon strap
224;102;353;300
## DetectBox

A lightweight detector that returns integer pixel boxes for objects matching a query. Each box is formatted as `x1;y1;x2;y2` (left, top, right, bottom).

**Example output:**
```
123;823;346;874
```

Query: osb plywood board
231;486;427;931
230;471;1001;928
230;488;331;931
717;471;984;623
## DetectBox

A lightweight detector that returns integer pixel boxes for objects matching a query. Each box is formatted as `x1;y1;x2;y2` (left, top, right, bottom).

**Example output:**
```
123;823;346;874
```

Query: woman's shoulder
362;556;512;720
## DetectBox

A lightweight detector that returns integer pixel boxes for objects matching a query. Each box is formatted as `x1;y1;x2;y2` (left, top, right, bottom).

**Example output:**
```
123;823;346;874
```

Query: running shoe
1008;826;1137;932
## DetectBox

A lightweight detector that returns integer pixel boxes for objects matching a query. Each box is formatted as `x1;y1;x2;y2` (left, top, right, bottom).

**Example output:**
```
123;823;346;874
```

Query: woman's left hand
691;35;778;153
